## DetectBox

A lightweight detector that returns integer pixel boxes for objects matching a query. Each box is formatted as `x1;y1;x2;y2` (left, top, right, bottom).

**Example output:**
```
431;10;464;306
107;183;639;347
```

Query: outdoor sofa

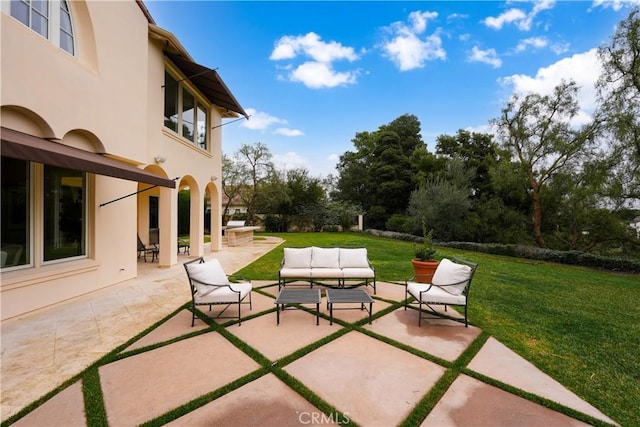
278;246;376;294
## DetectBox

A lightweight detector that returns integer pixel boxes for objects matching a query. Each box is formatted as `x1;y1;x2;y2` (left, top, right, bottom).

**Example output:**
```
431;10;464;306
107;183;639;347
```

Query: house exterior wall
0;1;228;320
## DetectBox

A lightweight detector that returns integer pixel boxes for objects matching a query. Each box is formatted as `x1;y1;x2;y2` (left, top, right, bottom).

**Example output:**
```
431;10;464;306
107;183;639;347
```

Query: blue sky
145;0;639;177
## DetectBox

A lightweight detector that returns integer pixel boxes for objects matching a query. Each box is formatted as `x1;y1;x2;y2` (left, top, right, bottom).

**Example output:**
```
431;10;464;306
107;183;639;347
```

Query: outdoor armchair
183;257;252;326
405;257;477;327
137;234;158;262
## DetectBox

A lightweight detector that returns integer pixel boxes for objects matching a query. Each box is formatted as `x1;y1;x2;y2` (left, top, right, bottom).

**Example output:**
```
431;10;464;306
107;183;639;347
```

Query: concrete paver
285;331;446;427
0;237;620;426
422;375;591;427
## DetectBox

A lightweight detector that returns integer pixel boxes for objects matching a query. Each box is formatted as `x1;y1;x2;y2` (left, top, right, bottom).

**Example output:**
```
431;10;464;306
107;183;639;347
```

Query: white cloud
273;152;308;170
483;8;527;30
499;48;602;125
515;36;548;52
274;128;304;137
469;46;502;68
408;10;438;33
484;0;556;31
591;0;640;11
290;61;358;88
241;108;286;130
270;32;361;89
381;11;446;71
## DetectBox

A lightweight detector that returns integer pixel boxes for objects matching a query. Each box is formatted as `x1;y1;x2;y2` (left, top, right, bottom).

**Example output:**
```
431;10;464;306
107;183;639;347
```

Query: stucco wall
1;0;227;319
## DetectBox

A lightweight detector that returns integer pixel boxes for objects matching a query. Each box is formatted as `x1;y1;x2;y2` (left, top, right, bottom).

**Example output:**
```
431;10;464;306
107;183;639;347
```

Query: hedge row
366;229;640;273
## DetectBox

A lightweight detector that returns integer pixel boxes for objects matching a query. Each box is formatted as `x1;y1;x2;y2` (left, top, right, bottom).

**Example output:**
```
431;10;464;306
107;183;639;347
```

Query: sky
144;0;640;178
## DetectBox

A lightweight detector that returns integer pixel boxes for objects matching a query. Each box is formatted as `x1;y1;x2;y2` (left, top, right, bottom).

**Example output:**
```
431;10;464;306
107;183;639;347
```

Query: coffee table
325;289;374;325
274;289;321;325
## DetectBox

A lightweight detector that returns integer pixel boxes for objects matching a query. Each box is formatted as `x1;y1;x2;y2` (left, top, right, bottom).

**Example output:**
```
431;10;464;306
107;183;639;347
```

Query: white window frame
3;0;75;55
164;65;210;151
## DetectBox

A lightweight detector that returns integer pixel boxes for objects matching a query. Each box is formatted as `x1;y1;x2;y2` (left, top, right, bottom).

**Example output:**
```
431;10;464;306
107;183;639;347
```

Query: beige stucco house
0;0;247;320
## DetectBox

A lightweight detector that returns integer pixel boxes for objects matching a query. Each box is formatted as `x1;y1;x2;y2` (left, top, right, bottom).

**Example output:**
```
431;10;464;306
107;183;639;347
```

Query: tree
236;143;275;223
435;130;501;199
336;114;424;229
492;80;599;247
596;7;640;206
221;153;247;222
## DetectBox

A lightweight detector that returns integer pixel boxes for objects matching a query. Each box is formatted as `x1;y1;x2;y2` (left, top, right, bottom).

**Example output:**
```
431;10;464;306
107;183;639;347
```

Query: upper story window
164;69;209;150
8;0;75;55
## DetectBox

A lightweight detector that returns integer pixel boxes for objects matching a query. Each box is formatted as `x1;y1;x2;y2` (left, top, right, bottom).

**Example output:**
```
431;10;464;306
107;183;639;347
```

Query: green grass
239;232;639;426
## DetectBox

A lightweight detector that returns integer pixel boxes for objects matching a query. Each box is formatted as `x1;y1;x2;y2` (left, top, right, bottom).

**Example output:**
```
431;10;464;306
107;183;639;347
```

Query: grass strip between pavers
4;279;623;427
83;367;108;427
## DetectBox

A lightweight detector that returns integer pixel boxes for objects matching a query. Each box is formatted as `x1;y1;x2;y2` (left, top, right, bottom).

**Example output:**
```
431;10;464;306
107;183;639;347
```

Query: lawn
238;232;640;426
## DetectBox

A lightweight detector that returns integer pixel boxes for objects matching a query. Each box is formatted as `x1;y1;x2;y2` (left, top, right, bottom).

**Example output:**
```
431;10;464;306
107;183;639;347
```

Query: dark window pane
60;8;71;32
60;30;73;54
32;0;48;16
31;10;48;38
164;71;179;132
10;1;29;26
1;157;30;268
182;88;195;142
43;166;86;261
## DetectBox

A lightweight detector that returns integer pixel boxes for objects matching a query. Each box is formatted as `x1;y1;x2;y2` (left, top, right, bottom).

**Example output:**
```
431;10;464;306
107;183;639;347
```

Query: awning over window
1;127;176;188
165;53;248;119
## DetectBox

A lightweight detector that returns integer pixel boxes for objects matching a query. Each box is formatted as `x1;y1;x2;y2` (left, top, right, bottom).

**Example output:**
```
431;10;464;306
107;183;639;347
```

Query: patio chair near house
183;257;252;326
405;257;478;327
137;235;158;262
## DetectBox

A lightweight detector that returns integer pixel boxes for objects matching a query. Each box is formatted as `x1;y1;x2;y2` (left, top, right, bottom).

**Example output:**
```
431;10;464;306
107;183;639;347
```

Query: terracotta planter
411;259;440;283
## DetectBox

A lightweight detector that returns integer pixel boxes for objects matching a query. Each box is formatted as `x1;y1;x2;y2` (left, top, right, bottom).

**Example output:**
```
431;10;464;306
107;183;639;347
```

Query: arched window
8;0;75;55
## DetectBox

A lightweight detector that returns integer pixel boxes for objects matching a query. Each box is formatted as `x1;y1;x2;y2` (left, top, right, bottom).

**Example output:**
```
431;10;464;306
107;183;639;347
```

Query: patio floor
0;237;618;426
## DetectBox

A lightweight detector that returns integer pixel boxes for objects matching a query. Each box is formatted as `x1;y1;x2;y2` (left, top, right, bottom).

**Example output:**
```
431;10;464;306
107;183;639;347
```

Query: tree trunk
531;187;546;248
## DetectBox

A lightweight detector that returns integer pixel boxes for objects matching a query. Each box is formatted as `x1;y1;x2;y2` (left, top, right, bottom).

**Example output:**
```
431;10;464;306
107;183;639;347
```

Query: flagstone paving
1;237;619;426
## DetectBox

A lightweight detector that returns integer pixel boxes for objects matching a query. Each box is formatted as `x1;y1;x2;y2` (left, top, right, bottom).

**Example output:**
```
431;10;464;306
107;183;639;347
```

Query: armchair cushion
407;282;467;305
432;258;472;295
195;281;252;304
186;259;229;296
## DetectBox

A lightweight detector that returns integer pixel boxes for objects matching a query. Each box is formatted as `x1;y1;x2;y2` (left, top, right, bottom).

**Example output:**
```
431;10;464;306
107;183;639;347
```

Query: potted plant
411;220;439;283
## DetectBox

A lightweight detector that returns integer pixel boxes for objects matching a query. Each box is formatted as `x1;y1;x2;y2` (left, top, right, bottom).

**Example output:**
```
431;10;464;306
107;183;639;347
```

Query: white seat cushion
341;267;375;279
339;248;369;268
407;282;466;305
310;268;343;278
311;247;340;268
432;258;472;295
186;259;229;296
283;247;313;268
195;281;252;304
279;267;312;278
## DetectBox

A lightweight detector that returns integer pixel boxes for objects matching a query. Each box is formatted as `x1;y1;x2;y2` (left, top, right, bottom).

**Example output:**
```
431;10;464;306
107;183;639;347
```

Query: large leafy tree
492;80;600;247
596;7;640;206
336;114;424;229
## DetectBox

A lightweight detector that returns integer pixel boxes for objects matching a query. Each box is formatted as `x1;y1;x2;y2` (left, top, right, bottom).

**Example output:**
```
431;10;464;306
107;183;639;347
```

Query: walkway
0;237;618;426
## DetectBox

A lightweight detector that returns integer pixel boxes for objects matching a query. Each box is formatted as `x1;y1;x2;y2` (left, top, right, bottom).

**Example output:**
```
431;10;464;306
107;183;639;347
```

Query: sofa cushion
311;247;340;268
310;268;343;278
432;258;472;295
186;259;229;296
279;268;312;278
283;247;313;268
341;267;375;279
339;248;370;268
